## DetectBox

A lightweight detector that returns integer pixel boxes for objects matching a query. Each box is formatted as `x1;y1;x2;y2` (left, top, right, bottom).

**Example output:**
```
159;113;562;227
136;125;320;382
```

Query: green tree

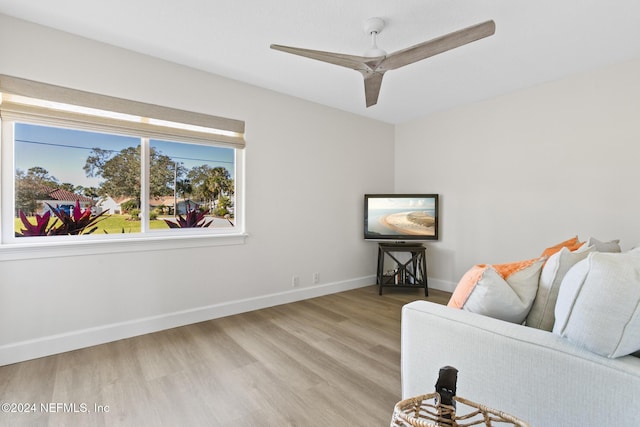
176;178;192;200
82;186;100;203
214;195;232;217
84;146;178;207
187;165;233;209
84;147;138;202
153;159;184;199
60;182;79;193
15;167;59;215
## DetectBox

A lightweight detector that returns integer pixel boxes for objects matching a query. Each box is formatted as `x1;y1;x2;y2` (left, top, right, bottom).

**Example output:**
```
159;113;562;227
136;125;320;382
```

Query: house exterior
96;196;132;215
149;196;200;215
96;196;201;215
39;188;93;215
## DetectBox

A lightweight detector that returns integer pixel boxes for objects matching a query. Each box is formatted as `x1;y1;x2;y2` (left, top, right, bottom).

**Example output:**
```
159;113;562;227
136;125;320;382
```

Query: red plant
15;210;58;237
15;200;108;237
47;200;108;235
164;204;213;228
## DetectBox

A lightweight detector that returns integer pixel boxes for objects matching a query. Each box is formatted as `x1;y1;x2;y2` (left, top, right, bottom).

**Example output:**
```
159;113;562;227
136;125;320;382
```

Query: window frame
0;76;246;260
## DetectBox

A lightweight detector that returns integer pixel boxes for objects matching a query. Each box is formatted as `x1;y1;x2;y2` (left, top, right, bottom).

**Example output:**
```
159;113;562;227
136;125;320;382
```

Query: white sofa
400;242;640;426
401;300;640;426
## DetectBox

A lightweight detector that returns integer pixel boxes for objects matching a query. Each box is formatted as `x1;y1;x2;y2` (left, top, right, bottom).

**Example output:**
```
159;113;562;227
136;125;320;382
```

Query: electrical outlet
312;272;320;284
292;276;300;287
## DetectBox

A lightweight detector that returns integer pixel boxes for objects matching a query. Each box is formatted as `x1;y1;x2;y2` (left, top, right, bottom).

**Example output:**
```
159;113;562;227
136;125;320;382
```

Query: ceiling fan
271;18;495;108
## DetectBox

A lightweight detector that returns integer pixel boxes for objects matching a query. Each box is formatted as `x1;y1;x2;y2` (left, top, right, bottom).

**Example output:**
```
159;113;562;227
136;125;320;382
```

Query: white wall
395;59;640;291
0;14;395;365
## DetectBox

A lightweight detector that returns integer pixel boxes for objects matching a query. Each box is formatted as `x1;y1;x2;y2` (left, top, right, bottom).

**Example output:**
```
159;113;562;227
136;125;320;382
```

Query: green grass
15;214;171;235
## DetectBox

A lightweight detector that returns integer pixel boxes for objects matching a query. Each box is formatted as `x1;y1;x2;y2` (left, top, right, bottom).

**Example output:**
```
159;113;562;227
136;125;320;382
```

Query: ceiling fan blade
379;20;495;71
361;71;385;107
270;44;383;72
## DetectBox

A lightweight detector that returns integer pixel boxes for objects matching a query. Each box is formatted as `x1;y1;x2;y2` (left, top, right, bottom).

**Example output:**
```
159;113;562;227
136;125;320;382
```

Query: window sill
0;233;248;261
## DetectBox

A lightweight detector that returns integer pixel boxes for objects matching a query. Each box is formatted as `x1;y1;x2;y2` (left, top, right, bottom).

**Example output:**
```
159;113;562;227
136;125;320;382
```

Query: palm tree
188;165;233;210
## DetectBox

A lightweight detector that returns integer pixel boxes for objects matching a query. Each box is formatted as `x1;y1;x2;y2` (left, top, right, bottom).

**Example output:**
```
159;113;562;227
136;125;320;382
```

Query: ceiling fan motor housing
363;17;385;35
363;17;386;57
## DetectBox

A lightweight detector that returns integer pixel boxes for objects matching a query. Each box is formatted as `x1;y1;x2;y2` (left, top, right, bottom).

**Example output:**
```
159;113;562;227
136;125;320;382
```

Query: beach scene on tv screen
368;197;436;236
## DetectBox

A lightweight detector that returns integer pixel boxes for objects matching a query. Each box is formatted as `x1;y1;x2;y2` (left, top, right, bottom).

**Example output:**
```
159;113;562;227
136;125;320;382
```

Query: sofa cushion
526;246;595;331
553;252;640;358
448;257;545;324
540;236;582;258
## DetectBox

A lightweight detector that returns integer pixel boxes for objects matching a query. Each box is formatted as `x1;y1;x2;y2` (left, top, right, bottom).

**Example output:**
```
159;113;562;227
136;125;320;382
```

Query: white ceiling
1;1;640;124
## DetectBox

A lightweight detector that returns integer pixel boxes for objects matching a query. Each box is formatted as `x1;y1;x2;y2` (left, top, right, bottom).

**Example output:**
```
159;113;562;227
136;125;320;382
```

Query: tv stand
376;243;428;296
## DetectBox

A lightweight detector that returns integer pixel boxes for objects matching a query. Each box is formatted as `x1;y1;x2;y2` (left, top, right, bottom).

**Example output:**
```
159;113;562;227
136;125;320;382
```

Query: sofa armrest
401;300;640;427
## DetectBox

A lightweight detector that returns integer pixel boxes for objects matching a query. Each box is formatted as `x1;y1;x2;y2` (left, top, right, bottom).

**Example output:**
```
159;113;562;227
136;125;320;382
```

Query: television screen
364;194;439;241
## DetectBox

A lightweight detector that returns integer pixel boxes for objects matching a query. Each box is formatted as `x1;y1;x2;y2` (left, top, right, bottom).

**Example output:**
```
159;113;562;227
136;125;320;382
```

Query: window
0;75;246;258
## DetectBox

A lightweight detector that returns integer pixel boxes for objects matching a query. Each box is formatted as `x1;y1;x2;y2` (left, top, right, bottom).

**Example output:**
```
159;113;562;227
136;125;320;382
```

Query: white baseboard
0;275;376;367
427;277;457;293
0;274;457;366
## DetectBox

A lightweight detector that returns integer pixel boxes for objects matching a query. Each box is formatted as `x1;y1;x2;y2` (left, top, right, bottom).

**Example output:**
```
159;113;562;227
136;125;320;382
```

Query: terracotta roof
48;188;93;203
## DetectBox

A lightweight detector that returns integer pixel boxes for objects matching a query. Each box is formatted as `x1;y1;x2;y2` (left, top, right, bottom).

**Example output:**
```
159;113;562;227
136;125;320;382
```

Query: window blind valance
0;74;245;149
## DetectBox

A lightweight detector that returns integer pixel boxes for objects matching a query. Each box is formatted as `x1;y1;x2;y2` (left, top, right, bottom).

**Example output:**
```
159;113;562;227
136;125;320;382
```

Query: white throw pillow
553;252;640;358
585;237;621;253
527;246;594;331
448;258;545;324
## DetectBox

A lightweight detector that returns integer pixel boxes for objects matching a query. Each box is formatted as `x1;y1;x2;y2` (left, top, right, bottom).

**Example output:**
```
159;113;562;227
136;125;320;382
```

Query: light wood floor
0;285;451;427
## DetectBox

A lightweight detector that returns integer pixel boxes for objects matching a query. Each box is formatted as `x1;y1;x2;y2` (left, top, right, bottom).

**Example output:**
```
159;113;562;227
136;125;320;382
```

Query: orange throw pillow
448;264;487;309
540;236;582;258
493;257;542;279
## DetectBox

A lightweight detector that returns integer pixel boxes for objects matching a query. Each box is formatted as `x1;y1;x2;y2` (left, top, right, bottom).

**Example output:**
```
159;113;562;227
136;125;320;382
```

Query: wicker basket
391;392;530;427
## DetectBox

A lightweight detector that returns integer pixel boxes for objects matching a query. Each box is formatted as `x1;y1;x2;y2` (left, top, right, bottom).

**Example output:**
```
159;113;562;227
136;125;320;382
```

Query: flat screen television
364;194;439;242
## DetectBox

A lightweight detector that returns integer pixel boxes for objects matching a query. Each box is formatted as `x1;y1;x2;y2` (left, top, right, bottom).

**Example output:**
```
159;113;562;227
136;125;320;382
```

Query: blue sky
15;123;234;189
